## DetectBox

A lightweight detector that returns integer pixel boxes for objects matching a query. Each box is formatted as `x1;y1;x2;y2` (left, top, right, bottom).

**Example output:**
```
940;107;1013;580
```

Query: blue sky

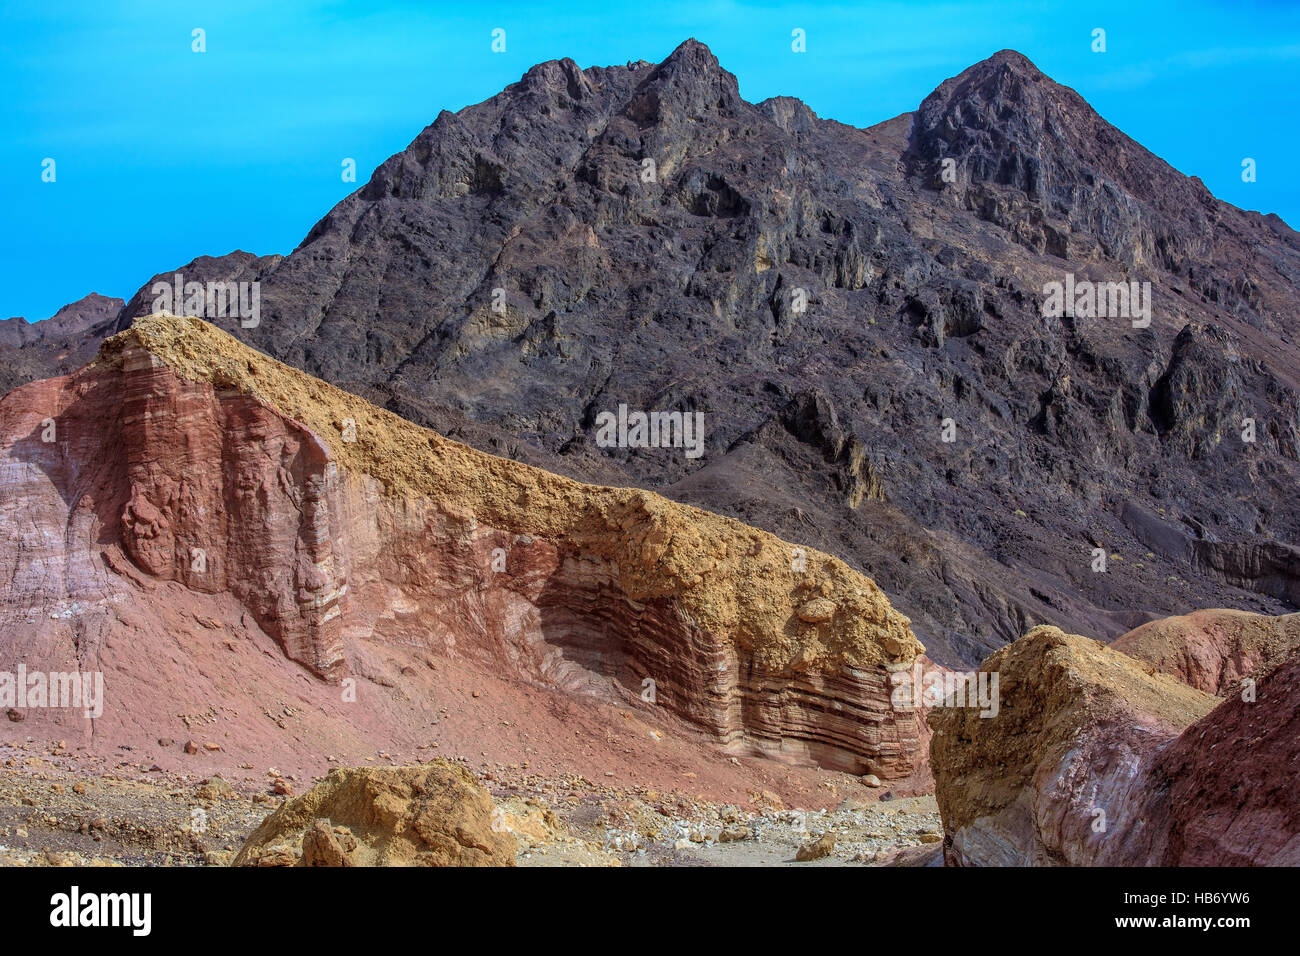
4;0;1298;322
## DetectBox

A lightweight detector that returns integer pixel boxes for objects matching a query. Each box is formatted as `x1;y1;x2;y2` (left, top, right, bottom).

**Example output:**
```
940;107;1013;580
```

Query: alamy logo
0;666;103;718
594;404;705;459
889;663;999;718
151;272;260;328
50;886;151;936
1042;273;1151;328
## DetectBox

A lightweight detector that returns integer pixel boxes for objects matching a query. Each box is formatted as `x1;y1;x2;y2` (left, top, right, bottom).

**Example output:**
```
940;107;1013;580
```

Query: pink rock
0;323;931;793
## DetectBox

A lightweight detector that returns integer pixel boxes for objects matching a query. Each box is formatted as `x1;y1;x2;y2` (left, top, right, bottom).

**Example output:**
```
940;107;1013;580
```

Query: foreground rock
795;832;835;861
930;624;1300;865
233;762;515;866
0;314;928;780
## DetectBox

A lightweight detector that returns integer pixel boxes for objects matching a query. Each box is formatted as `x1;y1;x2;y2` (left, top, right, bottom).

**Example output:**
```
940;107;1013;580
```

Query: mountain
12;40;1300;665
931;619;1300;865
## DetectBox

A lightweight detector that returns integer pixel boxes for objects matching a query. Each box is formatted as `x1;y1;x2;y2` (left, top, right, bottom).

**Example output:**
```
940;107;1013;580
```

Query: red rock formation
930;623;1300;865
117;349;346;678
1111;608;1300;695
0;316;929;784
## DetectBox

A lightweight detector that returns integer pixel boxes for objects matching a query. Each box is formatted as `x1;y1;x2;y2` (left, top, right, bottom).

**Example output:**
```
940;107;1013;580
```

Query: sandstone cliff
0;314;928;779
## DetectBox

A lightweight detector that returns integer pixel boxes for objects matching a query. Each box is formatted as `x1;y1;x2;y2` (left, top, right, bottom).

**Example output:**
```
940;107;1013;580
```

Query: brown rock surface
233;762;514;866
795;832;836;861
930;623;1300;865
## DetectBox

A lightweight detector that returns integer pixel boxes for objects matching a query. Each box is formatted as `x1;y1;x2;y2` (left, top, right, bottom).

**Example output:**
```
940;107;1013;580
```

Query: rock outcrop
7;44;1299;668
929;623;1300;865
0;314;928;778
233;762;515;866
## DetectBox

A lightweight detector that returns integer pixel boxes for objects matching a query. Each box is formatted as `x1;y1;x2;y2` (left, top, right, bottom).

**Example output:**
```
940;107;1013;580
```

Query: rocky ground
0;741;940;867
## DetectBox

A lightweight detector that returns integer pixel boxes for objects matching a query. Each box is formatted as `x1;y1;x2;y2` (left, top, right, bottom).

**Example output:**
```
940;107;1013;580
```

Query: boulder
233;762;515;867
795;832;836;861
930;623;1300;865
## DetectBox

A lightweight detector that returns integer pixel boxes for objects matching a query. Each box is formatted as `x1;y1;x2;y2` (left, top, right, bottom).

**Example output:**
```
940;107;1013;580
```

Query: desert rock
930;623;1300;865
1111;608;1300;695
795;832;835;861
0;314;928;778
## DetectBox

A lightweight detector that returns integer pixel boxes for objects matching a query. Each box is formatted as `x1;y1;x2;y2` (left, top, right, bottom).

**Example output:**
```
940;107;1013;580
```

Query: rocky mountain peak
964;48;1046;83
631;37;743;120
909;48;1097;189
907;48;1238;268
656;37;727;78
517;55;597;101
0;292;126;394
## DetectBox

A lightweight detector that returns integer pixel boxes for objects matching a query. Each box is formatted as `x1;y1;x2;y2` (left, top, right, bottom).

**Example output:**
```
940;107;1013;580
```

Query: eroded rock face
0;315;929;778
233;762;515;867
929;623;1300;865
115;349;347;678
7;45;1297;669
1111;608;1300;695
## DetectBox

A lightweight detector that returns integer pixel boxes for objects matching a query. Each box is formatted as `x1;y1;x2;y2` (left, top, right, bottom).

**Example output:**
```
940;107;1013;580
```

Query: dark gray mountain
15;41;1300;665
0;293;124;396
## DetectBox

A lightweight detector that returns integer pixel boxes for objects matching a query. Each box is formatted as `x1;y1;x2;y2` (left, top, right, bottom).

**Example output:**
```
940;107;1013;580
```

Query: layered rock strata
0;315;928;777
